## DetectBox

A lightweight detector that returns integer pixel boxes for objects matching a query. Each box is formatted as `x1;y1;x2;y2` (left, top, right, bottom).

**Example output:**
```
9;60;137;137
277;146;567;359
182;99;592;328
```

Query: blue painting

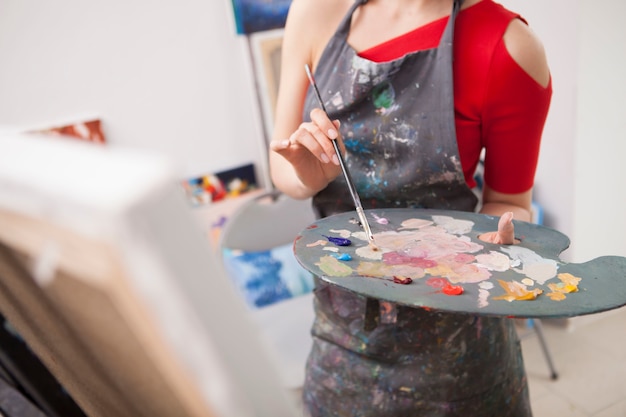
230;0;292;34
222;243;314;309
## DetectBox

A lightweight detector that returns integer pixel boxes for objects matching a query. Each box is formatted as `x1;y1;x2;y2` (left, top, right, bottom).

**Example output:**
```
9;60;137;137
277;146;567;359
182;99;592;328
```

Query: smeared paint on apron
302;0;532;415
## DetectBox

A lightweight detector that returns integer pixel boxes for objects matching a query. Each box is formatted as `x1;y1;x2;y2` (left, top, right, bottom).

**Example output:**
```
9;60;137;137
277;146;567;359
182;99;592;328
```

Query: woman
269;0;552;415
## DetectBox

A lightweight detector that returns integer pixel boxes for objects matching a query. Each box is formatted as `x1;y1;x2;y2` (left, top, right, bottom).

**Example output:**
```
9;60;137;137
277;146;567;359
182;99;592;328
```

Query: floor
521;306;626;417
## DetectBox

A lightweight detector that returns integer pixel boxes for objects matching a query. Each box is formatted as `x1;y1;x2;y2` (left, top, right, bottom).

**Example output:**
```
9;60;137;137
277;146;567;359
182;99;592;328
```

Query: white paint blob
475;251;511;272
432;215;475;235
501;246;558;285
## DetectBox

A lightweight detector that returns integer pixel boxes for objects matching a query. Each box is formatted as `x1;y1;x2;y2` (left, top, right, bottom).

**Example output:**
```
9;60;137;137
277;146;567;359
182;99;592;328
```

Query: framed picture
230;0;292;35
250;28;284;141
31;118;106;144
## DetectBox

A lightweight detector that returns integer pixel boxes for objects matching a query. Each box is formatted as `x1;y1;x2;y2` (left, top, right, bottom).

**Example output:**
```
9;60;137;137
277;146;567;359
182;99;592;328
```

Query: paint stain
501;246;557;284
478;289;490;308
400;218;433;229
329;229;352;238
546;272;582;301
425;277;449;289
306;239;327;247
425;262;490;285
316;255;354;277
323;235;352;246
479;282;494;290
383;252;436;268
493;280;543;302
372;81;395;110
355;244;384;260
372;213;389;225
475;251;511;272
357;261;427;280
432;215;474;235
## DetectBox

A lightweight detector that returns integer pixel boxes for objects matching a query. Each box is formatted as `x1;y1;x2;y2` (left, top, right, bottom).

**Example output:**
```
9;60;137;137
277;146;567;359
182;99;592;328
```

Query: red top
359;0;552;193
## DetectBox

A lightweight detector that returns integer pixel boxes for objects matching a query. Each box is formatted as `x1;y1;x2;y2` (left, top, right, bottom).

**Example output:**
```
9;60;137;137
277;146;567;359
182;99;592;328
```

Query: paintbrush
304;64;377;248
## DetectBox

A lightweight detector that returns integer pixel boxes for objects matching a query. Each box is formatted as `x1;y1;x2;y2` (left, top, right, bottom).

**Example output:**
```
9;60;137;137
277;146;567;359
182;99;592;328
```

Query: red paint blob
393;276;413;285
426;277;464;296
442;282;464;296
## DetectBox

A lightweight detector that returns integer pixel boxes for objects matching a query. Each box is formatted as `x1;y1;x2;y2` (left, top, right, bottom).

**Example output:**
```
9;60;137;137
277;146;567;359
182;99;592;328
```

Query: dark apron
301;0;532;416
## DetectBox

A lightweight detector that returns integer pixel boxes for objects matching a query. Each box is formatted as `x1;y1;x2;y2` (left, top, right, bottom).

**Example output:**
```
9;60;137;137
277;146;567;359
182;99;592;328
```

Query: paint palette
293;208;626;318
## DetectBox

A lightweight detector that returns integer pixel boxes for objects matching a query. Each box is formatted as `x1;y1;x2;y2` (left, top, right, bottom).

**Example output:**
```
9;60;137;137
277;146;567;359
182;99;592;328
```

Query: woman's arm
268;0;351;199
479;17;551;244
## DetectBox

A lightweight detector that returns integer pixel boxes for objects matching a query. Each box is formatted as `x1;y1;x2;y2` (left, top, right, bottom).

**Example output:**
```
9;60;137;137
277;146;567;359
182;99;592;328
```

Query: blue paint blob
332;253;352;261
323;235;352;246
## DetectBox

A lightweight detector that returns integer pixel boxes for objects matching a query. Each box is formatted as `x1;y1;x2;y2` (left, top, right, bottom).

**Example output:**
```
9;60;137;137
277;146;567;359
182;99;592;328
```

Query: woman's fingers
310;108;339;140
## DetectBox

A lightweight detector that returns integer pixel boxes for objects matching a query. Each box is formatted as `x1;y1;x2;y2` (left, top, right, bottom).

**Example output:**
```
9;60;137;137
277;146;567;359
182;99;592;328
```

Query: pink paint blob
454;253;475;263
372;213;389;225
383;252;437;268
425;277;449;288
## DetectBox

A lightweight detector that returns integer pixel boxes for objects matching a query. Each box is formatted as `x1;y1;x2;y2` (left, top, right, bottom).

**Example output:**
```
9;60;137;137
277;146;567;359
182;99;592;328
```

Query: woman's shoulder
502;19;550;87
458;0;549;87
287;0;354;28
285;0;354;64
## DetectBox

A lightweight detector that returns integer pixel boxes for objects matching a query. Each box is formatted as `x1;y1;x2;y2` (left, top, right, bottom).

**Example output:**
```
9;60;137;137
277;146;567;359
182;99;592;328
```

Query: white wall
0;0;267;181
573;0;626;262
498;0;578;256
0;0;624;263
500;0;626;263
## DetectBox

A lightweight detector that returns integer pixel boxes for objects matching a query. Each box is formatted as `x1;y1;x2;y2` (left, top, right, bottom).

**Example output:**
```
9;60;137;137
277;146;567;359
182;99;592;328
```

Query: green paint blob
316;255;354;277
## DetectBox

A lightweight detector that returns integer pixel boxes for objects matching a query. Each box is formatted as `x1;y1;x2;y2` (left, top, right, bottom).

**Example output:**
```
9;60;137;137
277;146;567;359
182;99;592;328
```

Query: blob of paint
332;253;353;261
425;277;463;296
425;277;448;288
323;235;352;246
316;255;354;277
493;280;543;302
546;272;581;301
443;284;463;295
442;282;464;296
329;229;352;238
383;252;436;268
393;275;413;285
372;213;389;225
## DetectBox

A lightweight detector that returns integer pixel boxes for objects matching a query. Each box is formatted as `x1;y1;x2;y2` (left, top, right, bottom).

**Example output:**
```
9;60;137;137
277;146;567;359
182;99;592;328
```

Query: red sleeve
481;37;552;194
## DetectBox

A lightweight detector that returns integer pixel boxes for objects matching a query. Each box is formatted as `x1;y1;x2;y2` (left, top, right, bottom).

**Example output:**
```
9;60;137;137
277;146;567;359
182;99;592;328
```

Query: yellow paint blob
493;280;543;302
546;272;582;301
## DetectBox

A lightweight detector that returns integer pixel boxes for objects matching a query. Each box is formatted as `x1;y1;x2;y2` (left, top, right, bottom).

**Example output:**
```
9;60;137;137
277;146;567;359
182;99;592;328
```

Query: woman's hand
270;108;344;197
479;211;519;245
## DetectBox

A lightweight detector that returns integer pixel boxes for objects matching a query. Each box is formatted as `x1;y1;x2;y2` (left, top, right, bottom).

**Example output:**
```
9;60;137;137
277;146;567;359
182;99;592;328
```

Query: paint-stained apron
301;0;532;416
